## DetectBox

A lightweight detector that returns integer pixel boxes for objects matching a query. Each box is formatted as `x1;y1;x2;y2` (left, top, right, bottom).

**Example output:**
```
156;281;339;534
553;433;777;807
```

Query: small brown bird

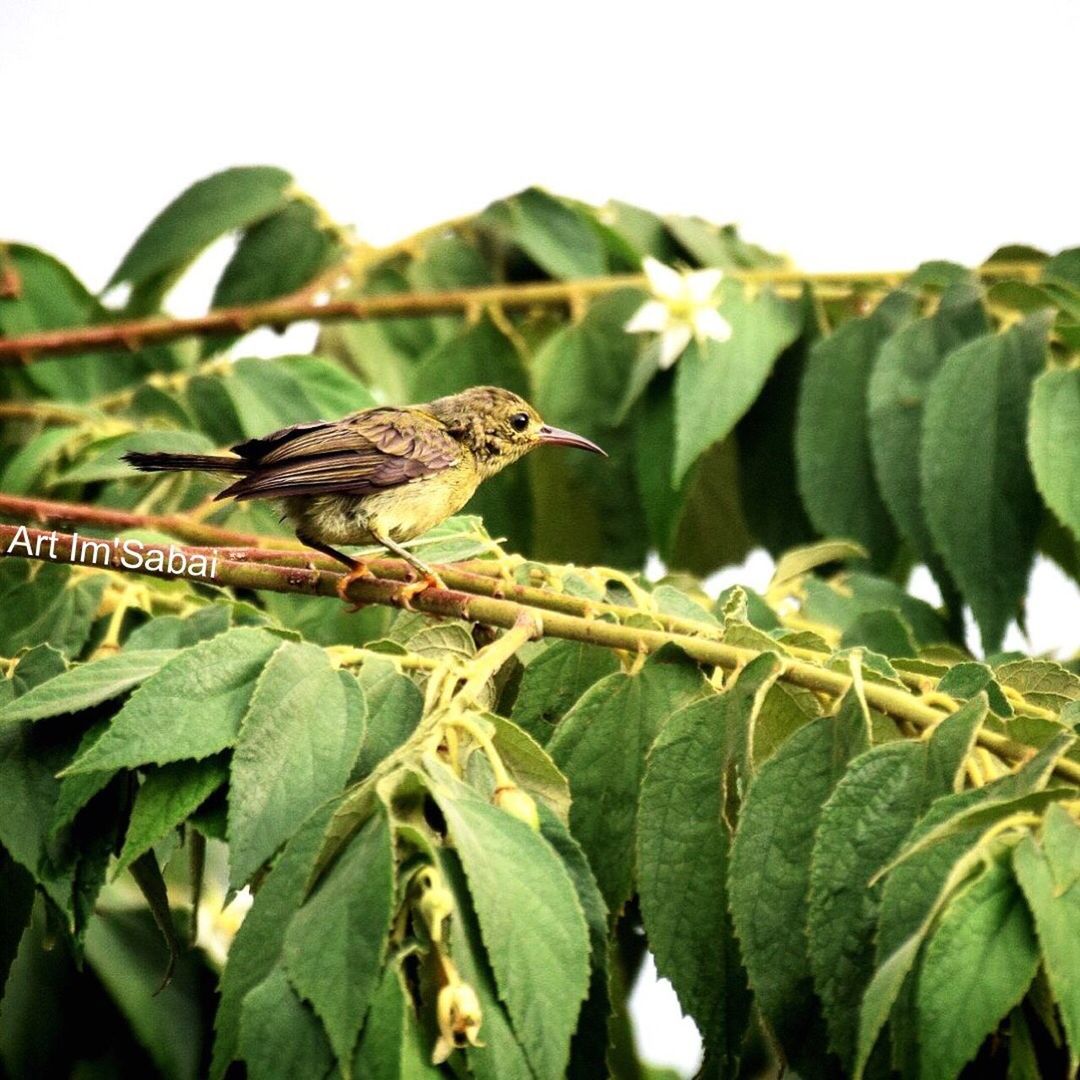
125;386;606;603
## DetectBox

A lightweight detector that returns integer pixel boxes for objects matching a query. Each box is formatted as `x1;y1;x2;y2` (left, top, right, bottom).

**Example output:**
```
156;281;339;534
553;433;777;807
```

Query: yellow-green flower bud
493;784;540;831
432;978;484;1064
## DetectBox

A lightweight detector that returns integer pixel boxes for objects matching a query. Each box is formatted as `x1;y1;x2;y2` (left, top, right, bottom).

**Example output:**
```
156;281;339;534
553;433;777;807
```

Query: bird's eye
510;412;530;433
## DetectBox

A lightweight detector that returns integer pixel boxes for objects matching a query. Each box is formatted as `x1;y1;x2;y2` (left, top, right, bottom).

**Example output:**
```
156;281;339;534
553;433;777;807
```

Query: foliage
1;167;1079;1079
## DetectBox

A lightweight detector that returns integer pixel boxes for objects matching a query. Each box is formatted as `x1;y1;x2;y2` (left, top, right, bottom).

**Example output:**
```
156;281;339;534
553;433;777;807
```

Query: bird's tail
123;451;255;475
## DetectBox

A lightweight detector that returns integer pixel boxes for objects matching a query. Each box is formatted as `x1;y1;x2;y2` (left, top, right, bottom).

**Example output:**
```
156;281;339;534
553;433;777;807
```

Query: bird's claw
337;561;376;612
397;571;446;610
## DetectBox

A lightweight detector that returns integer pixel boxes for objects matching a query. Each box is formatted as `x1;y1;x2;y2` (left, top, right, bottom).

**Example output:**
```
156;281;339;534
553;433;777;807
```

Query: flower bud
432;979;484;1064
493;784;540;831
411;865;454;943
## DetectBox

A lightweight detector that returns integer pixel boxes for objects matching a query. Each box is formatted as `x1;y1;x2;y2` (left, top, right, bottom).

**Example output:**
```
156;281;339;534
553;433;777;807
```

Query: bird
124;386;606;605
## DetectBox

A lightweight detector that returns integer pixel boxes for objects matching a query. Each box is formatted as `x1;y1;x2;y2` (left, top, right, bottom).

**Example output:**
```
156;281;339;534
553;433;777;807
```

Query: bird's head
426;386;606;479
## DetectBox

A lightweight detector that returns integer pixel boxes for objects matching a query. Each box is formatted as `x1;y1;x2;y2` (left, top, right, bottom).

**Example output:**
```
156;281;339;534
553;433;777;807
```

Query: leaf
228;642;366;888
0;562;108;659
1013;810;1080;1075
840;609;918;657
728;688;870;1055
770;538;869;590
440;851;535;1080
806;740;930;1069
481;712;570;822
84;908;205;1080
351;658;423;779
536;805;610;1080
917;854;1039;1079
410;316;533;551
62;628;282;775
796;291;918;569
921;316;1050;650
937;662;1014;718
867;286;989;590
211;801;338;1080
510;639;620;744
531;289;649;568
996;657;1080;712
672;283;803;485
353;965;442;1080
481;187;608;279
108;166;292;288
0;848;35;996
548;649;710;908
115;756;228;875
425;759;590;1080
238;967;334;1080
283;809;394;1067
125;604;233;649
638;661;776;1074
0;650;178;724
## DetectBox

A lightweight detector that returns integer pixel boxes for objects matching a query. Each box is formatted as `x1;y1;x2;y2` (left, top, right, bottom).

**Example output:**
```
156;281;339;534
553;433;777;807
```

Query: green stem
2;521;1076;787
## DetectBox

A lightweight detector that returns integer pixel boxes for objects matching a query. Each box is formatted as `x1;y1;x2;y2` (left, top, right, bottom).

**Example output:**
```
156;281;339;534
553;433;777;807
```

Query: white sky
3;2;1080;1073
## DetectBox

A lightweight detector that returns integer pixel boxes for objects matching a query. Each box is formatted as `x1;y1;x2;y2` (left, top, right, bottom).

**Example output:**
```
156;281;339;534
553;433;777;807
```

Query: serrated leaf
729;689;870;1056
921;316;1050;650
237;967;334;1080
770;538;869;590
353;965;442;1080
996;658;1080;712
510;639;620;744
672;284;803;484
0;562;107;659
0;650;178;724
109;166;292;288
548;649;710;908
1013;810;1080;1075
867;287;989;592
797;292;918;568
839;608;918;657
0;848;35;994
228;642;366;888
115;756;228;876
937;662;1014;717
638;661;776;1075
917;855;1039;1079
283;810;394;1067
211;801;338;1080
351;658;423;779
63;628;282;775
424;759;590;1080
480;712;570;822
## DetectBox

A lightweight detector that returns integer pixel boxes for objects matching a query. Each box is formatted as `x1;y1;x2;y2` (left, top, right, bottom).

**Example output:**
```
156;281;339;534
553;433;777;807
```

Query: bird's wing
217;408;460;501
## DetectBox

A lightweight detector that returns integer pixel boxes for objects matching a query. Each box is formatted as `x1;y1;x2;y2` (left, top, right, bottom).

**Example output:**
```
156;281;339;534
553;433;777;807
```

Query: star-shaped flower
625;256;733;369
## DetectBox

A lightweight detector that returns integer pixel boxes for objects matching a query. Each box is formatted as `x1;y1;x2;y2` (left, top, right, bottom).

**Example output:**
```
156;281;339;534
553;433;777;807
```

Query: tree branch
0;262;1042;365
2;521;1076;787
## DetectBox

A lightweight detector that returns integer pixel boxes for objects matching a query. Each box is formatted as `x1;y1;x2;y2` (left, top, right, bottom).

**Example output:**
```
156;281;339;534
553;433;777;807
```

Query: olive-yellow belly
282;468;482;547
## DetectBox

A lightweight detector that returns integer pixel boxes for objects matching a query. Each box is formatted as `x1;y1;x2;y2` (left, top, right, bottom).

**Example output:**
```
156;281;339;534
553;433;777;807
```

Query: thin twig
0;262;1043;364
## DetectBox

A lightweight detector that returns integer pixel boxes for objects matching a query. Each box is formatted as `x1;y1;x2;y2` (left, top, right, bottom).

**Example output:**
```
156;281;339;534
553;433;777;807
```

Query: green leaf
125;604;234;649
638;660;776;1074
1013;809;1080;1075
796;291;918;569
482;187;608;279
425;759;590;1080
480;712;570;822
921;316;1050;650
0;562;108;659
937;662;1014;717
283;810;394;1066
237;967;334;1080
84;908;205;1080
672;283;803;485
996;658;1080;712
353;965;442;1080
548;649;709;908
917;854;1039;1079
115;756;227;875
867;286;989;590
531;289;648;568
229;642;365;888
770;538;869;589
0;848;35;995
510;639;620;744
211;801;338;1080
664;217;785;269
63;628;282;775
807;740;930;1069
351;658;423;779
536;805;610;1080
410;316;533;551
729;688;870;1055
109;166;292;289
440;851;535;1080
0;650;178;724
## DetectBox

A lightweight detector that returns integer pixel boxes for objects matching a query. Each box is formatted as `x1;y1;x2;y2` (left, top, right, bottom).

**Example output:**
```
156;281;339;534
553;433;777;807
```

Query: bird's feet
397;570;447;610
336;561;376;611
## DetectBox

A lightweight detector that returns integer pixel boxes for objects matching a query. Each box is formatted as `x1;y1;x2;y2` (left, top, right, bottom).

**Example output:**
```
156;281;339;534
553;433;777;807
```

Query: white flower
625;256;733;369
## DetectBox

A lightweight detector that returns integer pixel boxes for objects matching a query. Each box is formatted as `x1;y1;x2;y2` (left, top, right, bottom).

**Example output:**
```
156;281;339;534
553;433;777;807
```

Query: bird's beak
537;425;608;457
